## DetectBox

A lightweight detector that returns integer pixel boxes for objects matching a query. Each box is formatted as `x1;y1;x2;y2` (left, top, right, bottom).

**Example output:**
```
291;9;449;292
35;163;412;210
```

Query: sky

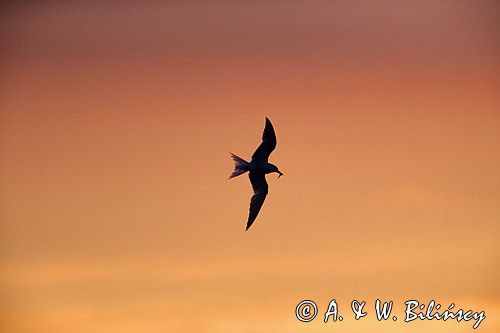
0;1;499;332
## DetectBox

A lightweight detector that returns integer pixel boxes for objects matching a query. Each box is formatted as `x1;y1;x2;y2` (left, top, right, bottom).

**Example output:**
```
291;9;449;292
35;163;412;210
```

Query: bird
228;117;283;231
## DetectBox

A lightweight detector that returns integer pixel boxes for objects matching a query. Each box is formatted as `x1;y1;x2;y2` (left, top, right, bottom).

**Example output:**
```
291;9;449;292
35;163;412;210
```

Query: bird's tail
228;153;249;179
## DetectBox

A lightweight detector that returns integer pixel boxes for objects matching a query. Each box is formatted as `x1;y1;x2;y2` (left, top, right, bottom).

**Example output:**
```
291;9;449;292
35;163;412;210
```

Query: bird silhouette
228;117;283;231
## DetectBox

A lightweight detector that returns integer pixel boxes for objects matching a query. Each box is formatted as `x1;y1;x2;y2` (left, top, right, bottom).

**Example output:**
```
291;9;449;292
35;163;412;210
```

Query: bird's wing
246;172;268;230
251;117;277;162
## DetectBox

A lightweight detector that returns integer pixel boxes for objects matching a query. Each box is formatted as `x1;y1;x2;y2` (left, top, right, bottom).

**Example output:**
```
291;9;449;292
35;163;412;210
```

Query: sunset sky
1;1;499;332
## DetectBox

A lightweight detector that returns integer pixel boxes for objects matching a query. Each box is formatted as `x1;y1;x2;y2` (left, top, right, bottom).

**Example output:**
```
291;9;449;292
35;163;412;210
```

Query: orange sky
1;1;499;332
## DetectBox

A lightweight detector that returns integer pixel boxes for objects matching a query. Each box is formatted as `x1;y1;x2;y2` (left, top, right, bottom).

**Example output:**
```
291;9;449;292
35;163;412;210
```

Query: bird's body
234;160;279;174
228;117;283;231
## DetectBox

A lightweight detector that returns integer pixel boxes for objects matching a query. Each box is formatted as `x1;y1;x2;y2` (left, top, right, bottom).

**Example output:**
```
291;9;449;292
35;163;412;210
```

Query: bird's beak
278;172;283;179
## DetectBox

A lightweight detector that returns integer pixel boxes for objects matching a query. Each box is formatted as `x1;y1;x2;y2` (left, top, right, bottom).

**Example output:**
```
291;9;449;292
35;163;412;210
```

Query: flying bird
228;117;283;231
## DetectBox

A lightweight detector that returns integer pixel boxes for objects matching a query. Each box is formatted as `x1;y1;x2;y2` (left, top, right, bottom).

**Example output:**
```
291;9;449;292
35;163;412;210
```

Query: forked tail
228;153;249;179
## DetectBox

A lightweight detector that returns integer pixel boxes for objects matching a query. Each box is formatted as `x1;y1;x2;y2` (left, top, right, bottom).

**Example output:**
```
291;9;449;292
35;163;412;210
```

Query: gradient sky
1;1;499;332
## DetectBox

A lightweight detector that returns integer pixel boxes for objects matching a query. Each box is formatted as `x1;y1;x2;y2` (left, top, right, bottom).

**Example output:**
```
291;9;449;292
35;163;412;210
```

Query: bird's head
270;165;283;179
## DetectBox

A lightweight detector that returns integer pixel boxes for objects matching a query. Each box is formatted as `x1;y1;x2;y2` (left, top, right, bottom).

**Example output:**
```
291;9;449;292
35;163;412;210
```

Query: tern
228;117;283;231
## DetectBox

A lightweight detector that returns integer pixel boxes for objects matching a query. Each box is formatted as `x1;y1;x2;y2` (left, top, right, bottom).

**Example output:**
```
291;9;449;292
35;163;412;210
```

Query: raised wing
251;117;277;162
246;172;268;230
